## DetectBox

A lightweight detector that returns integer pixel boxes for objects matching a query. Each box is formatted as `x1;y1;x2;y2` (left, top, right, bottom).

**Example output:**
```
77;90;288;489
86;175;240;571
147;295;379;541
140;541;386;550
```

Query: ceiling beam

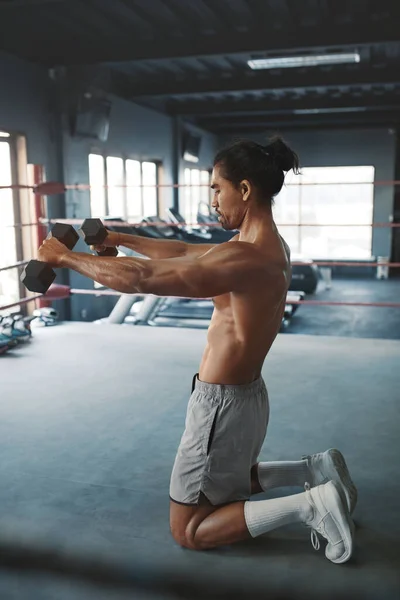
200;111;400;133
40;19;399;66
0;0;65;7
196;106;400;124
128;66;400;98
167;93;400;116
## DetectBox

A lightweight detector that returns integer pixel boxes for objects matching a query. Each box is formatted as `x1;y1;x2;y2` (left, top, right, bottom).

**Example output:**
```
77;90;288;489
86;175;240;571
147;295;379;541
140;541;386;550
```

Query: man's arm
106;231;239;259
59;241;263;298
108;232;216;260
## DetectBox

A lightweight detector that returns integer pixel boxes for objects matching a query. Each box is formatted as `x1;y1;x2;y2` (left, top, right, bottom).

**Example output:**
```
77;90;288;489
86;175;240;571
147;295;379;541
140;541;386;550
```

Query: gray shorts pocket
206;409;219;455
180;394;219;457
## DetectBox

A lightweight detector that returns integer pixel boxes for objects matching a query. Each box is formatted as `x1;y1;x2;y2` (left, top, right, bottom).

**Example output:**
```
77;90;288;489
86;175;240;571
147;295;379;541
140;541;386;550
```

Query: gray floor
0;324;399;599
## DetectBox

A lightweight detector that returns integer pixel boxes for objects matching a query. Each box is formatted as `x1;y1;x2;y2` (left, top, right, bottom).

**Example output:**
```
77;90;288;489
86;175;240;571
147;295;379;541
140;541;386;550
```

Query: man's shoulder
199;240;284;282
207;240;267;270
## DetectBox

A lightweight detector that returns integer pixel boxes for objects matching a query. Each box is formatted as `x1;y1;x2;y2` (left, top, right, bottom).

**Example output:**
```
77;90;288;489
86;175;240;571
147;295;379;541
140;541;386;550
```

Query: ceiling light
0;132;10;137
183;152;199;163
293;107;366;115
248;53;360;70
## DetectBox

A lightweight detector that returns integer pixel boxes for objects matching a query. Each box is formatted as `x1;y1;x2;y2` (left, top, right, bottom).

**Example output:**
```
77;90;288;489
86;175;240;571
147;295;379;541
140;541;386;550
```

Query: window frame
182;167;212;225
88;152;161;219
274;165;375;259
0;131;24;310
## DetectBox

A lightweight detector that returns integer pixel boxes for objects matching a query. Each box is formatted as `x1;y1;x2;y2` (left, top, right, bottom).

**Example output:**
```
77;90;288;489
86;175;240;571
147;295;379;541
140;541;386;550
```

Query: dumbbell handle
79;219;118;257
96;246;119;257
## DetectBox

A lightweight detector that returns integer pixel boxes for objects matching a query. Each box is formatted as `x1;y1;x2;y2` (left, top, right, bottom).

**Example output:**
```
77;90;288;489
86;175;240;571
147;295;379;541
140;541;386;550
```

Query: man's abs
198;294;286;385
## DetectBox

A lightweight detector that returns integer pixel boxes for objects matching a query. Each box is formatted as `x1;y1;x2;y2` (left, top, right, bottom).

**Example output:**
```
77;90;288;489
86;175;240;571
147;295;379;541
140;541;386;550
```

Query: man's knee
170;525;190;549
170;521;209;551
170;495;216;550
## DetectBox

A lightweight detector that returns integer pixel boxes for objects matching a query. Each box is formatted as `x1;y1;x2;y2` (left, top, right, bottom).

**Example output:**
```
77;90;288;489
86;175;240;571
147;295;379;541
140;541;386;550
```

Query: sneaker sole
325;449;358;515
319;481;354;564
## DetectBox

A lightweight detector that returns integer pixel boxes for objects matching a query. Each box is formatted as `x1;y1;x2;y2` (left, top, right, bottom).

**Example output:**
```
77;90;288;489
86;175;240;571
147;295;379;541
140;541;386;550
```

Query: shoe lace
304;482;320;551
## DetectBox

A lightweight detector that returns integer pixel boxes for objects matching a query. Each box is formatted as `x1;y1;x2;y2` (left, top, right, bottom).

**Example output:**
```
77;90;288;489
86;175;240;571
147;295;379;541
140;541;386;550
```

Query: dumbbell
20;223;79;293
79;218;119;257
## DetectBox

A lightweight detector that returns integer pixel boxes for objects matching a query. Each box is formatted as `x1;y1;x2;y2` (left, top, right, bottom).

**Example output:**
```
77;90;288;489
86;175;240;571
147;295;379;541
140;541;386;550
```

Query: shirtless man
38;137;356;563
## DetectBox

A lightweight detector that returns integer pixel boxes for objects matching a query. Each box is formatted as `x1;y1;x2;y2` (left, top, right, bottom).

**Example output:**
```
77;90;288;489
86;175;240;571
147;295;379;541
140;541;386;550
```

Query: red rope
3;219;400;230
2;258;400;274
1;289;400;313
289;300;400;308
0;295;43;311
1;179;400;194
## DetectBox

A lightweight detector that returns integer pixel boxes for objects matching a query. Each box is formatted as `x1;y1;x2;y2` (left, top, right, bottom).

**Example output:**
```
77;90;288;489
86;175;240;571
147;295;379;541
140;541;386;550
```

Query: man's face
210;165;245;231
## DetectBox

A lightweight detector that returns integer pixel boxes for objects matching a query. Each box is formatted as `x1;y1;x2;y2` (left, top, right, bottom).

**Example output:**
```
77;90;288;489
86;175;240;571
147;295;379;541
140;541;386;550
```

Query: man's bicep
186;243;262;296
199;243;262;290
139;243;261;298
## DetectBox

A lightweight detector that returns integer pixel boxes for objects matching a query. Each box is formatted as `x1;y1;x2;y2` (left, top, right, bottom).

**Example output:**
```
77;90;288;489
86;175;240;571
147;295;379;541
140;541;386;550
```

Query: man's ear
240;180;251;202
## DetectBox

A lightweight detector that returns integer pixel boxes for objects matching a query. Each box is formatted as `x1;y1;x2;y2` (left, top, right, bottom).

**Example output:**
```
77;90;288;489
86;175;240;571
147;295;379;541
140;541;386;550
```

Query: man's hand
90;230;120;254
37;236;71;267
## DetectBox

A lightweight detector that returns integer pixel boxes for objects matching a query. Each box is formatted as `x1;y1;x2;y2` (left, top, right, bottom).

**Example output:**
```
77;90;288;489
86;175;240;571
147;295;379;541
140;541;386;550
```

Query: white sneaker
302;448;357;514
304;480;355;564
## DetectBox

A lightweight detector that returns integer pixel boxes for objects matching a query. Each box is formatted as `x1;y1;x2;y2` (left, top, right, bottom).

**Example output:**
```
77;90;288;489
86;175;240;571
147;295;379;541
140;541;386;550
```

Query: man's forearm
60;252;149;294
117;233;188;259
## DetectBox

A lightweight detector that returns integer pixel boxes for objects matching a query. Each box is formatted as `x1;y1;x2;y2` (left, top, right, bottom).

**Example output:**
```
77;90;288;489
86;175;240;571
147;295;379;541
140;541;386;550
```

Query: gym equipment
289;254;319;294
196;201;236;242
0;331;18;352
164;208;215;243
0;314;32;343
20;223;80;293
79;219;119;257
32;307;59;327
168;206;235;243
122;291;305;330
141;215;195;241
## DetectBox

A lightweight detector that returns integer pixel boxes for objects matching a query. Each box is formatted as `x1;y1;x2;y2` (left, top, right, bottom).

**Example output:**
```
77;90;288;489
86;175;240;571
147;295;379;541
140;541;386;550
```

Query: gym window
274;166;375;259
182;168;211;226
88;154;159;221
0;132;21;312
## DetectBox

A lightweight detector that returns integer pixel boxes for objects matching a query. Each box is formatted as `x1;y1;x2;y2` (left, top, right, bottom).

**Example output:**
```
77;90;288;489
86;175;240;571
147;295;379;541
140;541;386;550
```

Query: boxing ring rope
2;259;400;273
1;178;400;194
1;285;400;314
3;220;400;230
0;260;29;271
0;287;121;312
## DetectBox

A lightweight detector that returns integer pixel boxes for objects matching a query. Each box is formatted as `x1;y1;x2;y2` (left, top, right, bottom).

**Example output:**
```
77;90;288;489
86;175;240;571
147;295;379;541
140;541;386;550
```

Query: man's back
199;228;291;384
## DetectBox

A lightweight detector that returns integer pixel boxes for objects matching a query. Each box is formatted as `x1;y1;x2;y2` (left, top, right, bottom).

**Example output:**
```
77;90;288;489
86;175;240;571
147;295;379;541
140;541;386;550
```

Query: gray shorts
169;374;269;506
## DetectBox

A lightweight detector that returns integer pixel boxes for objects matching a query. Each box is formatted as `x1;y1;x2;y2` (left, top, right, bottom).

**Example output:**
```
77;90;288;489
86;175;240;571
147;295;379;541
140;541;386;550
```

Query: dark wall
0;52;57;171
219;128;396;259
0;51;64;218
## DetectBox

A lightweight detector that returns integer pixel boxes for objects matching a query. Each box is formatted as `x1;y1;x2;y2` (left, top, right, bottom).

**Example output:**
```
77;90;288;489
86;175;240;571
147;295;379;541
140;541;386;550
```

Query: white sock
244;492;313;538
257;460;311;491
